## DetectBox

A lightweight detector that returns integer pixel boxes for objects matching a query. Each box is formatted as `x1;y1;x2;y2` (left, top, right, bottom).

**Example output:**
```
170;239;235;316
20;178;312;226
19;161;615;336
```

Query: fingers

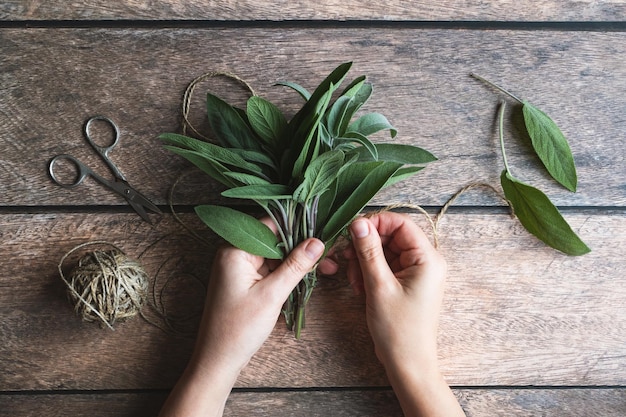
349;217;394;290
263;238;325;302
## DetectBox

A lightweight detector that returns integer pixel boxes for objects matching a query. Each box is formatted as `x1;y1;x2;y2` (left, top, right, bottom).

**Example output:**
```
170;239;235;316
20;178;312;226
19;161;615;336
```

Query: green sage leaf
338;132;378;160
326;96;352;138
350;143;437;165
195;205;283;259
160;133;263;174
500;171;590;256
348;112;397;138
339;82;372;135
522;102;578;192
322;161;402;243
223;172;271;186
275;81;311;101
222;184;292;200
294;150;345;202
161;146;237;187
384;166;425;188
206;93;261;150
247;96;287;147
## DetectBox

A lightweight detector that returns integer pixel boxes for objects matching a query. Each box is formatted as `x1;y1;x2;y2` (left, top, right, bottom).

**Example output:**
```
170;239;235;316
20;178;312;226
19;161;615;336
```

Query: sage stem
498;100;513;176
470;73;524;104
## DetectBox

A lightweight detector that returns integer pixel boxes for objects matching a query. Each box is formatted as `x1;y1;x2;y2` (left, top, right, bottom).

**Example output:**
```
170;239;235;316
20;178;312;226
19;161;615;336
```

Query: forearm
385;361;465;417
158;355;240;417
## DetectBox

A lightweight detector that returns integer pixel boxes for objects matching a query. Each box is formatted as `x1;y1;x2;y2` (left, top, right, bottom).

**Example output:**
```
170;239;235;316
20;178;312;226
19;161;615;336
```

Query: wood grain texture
1;29;625;208
1;0;625;22
0;211;623;390
1;388;625;417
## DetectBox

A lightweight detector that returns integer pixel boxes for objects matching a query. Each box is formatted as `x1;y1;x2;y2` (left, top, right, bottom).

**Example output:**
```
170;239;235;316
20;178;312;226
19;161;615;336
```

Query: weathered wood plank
1;0;625;22
1;388;625;417
1;29;624;207
0;211;623;390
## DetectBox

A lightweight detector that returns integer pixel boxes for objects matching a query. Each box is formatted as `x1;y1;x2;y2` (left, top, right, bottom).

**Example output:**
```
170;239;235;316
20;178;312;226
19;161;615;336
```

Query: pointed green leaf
322;162;402;242
522;102;578;192
500;171;590;256
162;146;237;187
338;132;378;160
384;166;426;188
206;93;261;150
294;150;345;202
247;96;287;146
350;143;437;164
228;148;278;171
291;89;332;178
222;184;292;200
275;81;311;101
339;82;372;135
339;76;366;97
160;133;263;174
348;112;397;138
223;172;271;186
326;96;352;137
195;205;283;259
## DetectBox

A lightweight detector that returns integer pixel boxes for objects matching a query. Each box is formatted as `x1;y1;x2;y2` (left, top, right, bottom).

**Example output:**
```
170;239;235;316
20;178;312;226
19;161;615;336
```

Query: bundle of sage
160;62;435;337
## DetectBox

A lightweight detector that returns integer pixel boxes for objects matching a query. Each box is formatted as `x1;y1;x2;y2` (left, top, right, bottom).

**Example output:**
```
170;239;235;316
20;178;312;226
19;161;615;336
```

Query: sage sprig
162;62;435;337
495;100;590;256
470;73;578;192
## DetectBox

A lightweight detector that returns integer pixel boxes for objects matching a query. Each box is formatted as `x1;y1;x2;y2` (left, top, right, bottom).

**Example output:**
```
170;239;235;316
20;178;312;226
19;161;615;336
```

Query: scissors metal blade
108;180;162;223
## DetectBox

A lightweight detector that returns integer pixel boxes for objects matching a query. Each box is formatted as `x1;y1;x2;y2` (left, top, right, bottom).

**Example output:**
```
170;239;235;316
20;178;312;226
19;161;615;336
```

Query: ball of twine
58;241;149;330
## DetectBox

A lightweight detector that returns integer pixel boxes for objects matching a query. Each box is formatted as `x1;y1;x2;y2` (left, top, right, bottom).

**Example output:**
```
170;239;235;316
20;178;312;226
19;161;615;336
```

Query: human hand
345;212;447;372
194;235;326;375
159;234;325;417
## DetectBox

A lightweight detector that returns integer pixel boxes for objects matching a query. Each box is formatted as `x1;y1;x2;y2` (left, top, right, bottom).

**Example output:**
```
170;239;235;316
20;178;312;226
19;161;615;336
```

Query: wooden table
1;2;625;416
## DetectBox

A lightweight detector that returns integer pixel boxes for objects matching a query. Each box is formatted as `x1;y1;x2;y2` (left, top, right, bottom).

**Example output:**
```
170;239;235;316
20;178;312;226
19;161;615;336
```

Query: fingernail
350;219;369;238
305;239;325;260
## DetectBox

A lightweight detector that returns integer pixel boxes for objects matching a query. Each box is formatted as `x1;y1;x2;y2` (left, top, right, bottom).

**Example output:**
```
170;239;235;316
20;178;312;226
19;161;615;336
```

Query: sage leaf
350;143;437;165
384;166;425;188
500;171;590;256
162;146;237;187
222;184;292;200
339;82;372;135
338;75;366;98
326;96;352;137
195;205;283;259
275;81;311;101
336;132;378;160
247;96;287;147
223;172;271;186
322;161;402;243
294;150;345;202
206;93;261;150
160;133;263;174
522;102;578;192
348;112;397;138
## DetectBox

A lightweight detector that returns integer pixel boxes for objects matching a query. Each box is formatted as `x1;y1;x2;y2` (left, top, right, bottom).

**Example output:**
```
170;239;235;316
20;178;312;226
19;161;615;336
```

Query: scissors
49;115;161;223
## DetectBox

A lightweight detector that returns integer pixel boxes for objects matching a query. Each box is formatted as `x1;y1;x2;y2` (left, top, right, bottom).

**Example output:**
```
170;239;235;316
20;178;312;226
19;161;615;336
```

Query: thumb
349;218;393;288
265;238;325;300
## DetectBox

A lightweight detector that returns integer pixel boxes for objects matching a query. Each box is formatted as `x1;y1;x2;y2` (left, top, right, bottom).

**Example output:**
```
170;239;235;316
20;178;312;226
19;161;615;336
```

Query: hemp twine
58;241;149;330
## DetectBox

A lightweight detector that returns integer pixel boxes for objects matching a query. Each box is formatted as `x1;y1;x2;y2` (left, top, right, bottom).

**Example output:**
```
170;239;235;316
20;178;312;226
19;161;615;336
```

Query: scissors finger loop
49;154;92;188
84;115;121;156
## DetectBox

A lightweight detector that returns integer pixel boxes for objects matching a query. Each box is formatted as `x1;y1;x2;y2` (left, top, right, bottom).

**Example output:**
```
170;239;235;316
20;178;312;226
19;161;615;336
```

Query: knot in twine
58;242;149;330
